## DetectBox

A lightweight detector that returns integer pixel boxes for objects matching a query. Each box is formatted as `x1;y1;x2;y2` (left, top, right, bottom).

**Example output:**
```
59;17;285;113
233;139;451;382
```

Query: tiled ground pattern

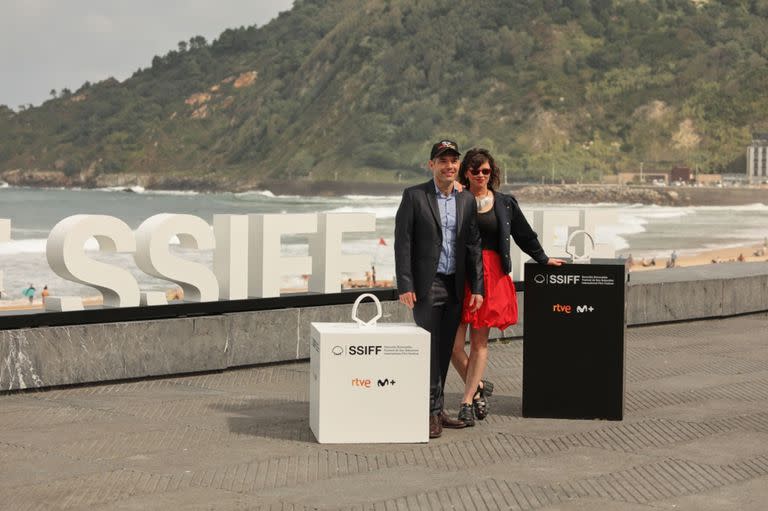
1;312;767;510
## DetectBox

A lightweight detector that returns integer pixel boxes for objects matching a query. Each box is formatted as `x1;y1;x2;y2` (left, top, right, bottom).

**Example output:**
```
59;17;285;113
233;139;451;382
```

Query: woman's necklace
476;191;493;210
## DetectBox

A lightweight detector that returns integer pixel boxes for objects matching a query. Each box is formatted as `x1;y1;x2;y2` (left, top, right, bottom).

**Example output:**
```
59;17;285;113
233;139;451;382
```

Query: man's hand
546;258;566;266
468;294;483;312
399;291;417;310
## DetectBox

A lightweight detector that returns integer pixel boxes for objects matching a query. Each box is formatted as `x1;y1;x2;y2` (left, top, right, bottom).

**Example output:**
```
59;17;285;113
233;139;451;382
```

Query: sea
0;185;766;300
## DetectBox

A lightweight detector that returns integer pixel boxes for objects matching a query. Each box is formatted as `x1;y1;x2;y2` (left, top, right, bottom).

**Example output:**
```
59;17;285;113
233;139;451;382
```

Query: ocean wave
234;190;302;200
564;202;624;208
0;182;8;189
343;195;402;202
621;205;694;219
0;237;103;255
93;186;200;196
0;238;47;255
326;206;398;219
631;238;766;259
92;186;141;193
142;189;200;196
0;235;186;255
695;202;768;212
237;189;276;198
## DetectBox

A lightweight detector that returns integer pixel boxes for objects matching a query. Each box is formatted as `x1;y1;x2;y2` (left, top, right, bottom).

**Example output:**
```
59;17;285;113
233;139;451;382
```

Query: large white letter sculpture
0;219;9;297
213;214;249;300
576;210;616;259
308;213;376;293
46;215;140;309
508;209;617;280
135;214;219;303
249;214;318;298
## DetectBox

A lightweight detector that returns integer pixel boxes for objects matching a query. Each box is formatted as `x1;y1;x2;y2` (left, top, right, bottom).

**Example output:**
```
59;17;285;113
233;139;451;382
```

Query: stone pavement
1;312;767;510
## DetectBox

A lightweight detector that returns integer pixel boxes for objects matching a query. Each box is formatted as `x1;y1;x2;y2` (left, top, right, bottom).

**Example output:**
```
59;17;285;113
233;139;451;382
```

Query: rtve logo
351;377;396;388
552;303;596;314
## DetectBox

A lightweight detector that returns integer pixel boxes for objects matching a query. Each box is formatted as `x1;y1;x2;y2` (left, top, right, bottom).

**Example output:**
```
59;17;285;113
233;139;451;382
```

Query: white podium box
310;294;430;444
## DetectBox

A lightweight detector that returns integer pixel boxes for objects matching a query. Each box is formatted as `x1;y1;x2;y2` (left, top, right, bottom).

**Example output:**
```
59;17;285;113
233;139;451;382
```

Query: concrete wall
2;262;767;391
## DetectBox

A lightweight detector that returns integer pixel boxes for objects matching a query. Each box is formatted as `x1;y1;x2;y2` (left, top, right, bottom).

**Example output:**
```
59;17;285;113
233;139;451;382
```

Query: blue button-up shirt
434;182;458;274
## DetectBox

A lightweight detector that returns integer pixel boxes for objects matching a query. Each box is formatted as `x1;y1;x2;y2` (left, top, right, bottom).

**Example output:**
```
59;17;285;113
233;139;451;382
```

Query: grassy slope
2;0;767;186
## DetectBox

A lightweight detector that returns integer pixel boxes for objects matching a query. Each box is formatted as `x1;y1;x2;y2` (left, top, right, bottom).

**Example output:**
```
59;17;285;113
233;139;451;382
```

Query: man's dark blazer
394;180;484;305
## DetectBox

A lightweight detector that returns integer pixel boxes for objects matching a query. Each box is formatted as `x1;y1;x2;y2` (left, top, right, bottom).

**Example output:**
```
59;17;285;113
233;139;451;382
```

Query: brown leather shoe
429;414;442;438
439;411;467;429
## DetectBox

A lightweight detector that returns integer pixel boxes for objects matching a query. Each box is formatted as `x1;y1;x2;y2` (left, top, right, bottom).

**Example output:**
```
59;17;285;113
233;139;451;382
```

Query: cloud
84;13;114;34
13;0;50;18
0;0;295;107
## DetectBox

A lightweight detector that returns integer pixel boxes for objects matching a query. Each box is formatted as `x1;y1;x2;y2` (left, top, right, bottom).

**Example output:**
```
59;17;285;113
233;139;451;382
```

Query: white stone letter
213;214;249;300
46;215;139;308
535;210;581;259
134;214;219;303
509;209;536;281
308;213;376;293
249;213;318;298
578;210;617;258
0;219;9;297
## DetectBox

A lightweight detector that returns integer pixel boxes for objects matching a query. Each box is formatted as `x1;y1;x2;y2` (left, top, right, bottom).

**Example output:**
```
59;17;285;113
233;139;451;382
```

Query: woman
452;148;564;426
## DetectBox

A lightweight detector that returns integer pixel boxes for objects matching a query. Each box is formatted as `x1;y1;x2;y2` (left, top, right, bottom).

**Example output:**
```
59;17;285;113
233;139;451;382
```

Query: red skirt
461;249;518;331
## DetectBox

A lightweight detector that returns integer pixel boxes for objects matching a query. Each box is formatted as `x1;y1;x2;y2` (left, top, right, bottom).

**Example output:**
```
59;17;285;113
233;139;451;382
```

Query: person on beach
395;139;484;439
22;283;35;304
41;285;50;304
670;250;677;268
451;148;565;426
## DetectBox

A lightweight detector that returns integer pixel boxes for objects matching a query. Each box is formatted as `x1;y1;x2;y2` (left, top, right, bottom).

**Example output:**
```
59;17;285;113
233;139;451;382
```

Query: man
395;139;484;439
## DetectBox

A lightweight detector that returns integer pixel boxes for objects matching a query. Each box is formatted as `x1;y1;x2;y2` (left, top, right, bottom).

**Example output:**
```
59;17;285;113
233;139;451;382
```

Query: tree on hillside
1;0;767;182
189;35;207;49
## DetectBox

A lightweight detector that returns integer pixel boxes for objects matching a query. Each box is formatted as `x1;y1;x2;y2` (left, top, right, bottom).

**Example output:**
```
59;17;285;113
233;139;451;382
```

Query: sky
0;0;295;109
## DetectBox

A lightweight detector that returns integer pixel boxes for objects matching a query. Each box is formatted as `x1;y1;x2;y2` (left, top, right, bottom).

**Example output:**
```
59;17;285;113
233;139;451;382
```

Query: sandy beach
628;242;768;272
0;282;396;312
2;243;766;313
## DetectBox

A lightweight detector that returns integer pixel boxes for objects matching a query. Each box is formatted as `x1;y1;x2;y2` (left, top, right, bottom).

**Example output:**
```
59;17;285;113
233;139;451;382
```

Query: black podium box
523;258;626;420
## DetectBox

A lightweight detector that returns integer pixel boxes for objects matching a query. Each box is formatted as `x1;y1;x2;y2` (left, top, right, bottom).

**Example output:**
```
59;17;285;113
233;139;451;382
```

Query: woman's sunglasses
469;168;491;176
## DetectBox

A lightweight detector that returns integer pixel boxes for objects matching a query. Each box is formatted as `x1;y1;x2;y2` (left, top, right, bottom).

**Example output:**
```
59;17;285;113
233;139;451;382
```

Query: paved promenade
1;312;767;510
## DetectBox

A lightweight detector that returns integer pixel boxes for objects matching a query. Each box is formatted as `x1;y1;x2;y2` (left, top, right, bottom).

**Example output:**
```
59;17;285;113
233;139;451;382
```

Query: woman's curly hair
458;148;501;191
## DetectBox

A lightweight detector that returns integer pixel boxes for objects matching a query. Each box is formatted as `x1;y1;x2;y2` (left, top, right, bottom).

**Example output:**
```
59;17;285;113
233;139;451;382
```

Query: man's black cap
430;140;461;160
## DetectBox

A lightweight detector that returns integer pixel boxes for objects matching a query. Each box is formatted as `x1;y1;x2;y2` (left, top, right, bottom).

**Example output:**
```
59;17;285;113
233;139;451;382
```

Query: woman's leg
451;323;469;383
462;326;490;405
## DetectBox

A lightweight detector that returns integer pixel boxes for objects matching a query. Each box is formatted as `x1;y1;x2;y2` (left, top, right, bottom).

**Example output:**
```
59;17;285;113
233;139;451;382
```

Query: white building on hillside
747;133;768;184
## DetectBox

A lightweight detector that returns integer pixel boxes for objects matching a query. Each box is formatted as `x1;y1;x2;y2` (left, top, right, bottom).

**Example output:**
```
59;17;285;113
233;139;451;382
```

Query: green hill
1;0;766;190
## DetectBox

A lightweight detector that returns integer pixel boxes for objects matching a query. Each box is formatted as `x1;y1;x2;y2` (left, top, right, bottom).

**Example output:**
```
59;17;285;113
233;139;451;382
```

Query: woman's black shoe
473;394;488;420
476;379;494;397
473;379;494;421
458;403;475;427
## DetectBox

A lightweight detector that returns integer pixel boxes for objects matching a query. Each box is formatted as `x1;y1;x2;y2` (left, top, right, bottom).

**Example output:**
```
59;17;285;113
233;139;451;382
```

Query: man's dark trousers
413;273;461;416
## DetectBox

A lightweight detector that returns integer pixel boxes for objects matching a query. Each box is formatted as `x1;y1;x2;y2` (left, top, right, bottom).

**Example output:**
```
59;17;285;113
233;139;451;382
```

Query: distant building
747;133;768;184
670;166;694;183
695;174;721;185
614;171;668;185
